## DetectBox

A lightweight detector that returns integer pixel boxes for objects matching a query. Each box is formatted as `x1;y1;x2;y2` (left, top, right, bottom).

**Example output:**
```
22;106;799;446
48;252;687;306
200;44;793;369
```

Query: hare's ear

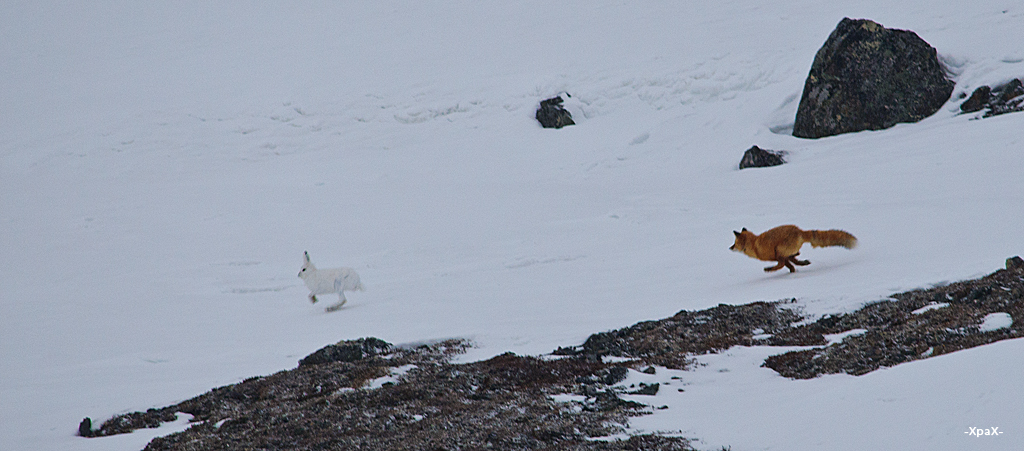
303;251;311;263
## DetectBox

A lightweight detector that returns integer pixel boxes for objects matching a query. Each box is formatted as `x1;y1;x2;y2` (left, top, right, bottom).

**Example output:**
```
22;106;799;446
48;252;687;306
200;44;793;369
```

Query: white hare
298;251;364;312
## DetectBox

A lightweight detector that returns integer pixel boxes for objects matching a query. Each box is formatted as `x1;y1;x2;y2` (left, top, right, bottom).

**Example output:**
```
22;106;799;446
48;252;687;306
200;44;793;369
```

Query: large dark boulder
793;18;955;139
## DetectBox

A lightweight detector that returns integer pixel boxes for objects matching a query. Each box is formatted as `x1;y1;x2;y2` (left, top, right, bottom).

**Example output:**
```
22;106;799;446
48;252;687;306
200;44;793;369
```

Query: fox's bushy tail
805;229;857;249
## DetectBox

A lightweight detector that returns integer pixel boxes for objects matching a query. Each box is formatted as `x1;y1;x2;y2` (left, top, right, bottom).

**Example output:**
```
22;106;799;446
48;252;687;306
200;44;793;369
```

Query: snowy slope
2;1;1022;450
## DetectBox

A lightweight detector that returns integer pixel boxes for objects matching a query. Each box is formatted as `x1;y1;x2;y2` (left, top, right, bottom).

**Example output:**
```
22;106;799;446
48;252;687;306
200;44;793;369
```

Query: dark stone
960;86;991;113
987;79;1024;117
598;366;629;385
298;337;392;366
1008;256;1024;271
998;79;1024;102
738;146;787;169
78;417;93;437
551;345;581;356
589;390;645;411
536;95;575;129
793;18;955;139
627;382;660;396
959;79;1024;118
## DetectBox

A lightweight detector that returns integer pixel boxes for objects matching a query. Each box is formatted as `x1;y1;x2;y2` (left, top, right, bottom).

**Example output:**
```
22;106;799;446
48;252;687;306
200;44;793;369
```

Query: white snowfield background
2;1;1022;450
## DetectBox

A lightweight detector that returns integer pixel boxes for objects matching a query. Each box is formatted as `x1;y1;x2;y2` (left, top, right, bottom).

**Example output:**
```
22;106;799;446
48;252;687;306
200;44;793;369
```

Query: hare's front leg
309;294;319;304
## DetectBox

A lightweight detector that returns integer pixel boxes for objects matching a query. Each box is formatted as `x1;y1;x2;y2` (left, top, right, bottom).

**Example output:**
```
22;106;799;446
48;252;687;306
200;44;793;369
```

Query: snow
621;340;1024;450
57;414;194;451
913;302;951;315
1;1;1022;450
824;328;868;344
979;313;1013;333
366;364;419;389
551;393;589;404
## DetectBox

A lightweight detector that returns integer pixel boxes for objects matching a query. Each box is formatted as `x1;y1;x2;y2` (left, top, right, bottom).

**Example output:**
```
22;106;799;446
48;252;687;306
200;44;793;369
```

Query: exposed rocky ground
82;338;695;450
82;257;1022;449
959;78;1024;118
764;256;1024;378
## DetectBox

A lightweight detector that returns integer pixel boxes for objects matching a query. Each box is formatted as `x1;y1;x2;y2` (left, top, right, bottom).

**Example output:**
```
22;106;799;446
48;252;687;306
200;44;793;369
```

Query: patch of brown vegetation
765;262;1024;378
85;339;693;450
562;301;821;369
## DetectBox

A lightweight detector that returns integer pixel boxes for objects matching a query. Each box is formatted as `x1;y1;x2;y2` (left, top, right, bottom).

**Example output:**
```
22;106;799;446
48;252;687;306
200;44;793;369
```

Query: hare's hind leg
325;292;347;312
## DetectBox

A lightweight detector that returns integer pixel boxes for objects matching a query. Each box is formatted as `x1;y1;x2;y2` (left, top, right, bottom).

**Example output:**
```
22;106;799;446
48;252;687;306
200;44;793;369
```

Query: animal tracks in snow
210;260;296;295
338;58;781;129
393;103;473;124
504;255;585;269
629;132;651;145
86;59;784;164
227;286;294;295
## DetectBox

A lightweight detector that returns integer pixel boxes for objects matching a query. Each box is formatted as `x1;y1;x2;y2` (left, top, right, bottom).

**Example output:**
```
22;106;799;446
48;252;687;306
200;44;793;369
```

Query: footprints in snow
214;260;297;295
504;255;585;269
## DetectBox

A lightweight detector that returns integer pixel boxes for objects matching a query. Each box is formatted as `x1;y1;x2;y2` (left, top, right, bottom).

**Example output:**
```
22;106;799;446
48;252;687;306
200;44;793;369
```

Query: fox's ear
742;228;748;232
733;230;741;237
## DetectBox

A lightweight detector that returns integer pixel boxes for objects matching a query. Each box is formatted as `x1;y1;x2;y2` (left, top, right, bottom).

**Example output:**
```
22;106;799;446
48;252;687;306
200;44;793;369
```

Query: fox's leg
784;259;796;272
764;260;787;272
788;254;811;266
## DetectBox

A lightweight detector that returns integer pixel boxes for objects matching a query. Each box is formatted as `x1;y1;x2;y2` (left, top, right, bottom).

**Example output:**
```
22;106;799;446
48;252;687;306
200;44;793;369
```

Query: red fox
730;225;857;272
